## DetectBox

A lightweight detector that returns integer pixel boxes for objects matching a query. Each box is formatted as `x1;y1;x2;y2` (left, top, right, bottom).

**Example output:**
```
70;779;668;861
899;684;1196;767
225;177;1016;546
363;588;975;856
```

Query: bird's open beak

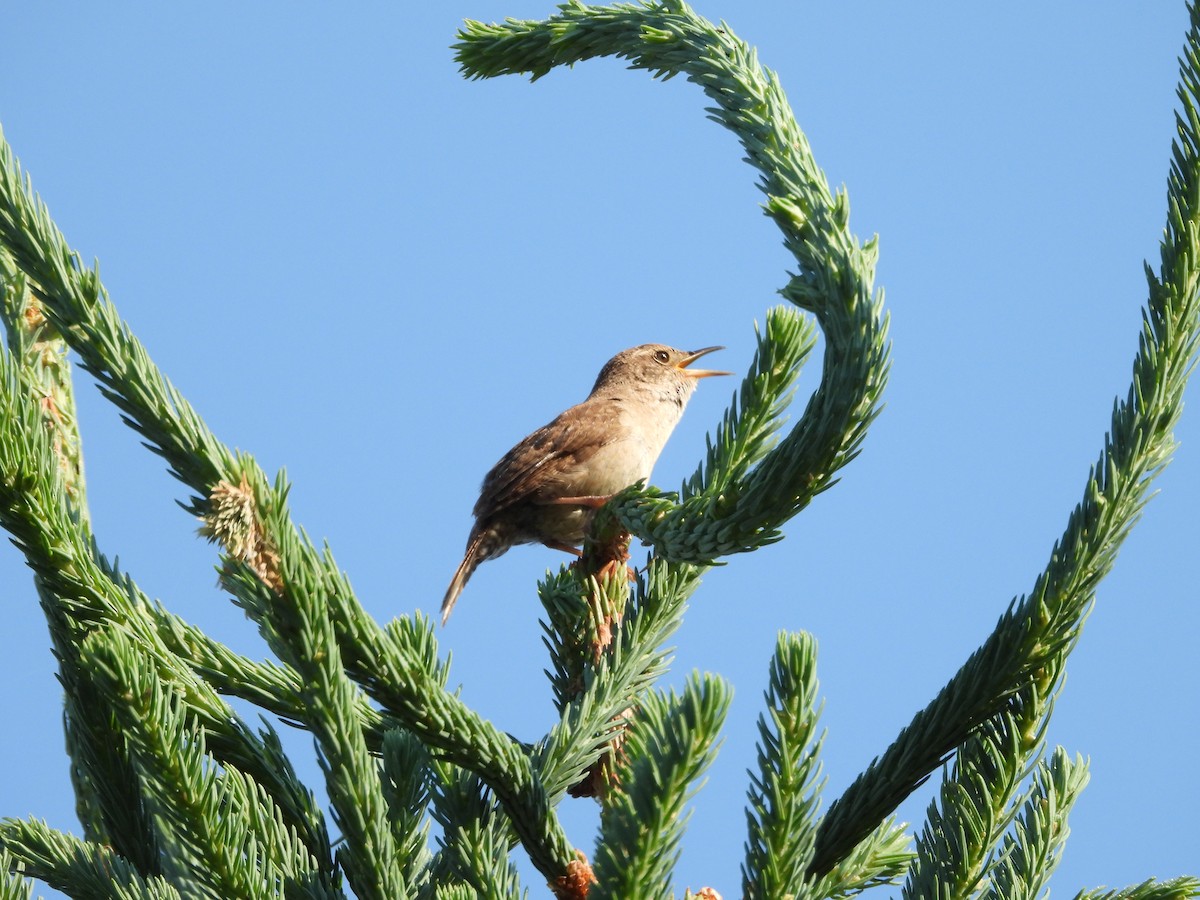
676;346;732;379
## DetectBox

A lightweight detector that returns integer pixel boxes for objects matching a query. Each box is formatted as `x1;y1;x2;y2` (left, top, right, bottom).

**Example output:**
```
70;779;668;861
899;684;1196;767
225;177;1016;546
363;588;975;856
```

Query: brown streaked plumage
441;344;728;624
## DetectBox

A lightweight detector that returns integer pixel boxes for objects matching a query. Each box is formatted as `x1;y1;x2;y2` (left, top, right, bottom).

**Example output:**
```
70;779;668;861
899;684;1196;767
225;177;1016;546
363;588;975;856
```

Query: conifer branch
0;266;85;515
0;849;30;900
809;0;1200;875
0;258;114;844
0;128;230;506
0;820;180;900
980;748;1089;900
681;307;817;503
804;818;911;899
80;628;333;900
147;604;314;721
0;123;582;888
211;527;407;899
0;344;339;881
379;731;434;897
903;708;1040;898
455;1;889;566
426;761;527;899
740;634;913;900
1076;878;1200;900
591;673;730;898
536;559;700;798
741;632;825;898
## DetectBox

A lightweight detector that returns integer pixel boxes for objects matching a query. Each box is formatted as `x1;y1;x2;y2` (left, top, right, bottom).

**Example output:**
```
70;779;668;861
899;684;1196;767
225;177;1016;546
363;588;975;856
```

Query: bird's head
590;344;731;397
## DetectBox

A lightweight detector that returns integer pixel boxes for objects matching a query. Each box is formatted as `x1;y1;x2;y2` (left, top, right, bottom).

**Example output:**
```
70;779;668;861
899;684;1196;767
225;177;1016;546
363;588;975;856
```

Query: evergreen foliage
1;2;1198;898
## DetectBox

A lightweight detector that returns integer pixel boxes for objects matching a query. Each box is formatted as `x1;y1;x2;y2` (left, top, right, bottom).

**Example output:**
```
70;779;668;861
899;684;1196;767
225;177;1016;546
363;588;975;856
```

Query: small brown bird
441;344;729;624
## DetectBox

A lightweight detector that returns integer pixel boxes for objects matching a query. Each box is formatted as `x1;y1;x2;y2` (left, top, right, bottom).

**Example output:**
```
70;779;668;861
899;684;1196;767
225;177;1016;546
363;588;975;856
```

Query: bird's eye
654;349;670;364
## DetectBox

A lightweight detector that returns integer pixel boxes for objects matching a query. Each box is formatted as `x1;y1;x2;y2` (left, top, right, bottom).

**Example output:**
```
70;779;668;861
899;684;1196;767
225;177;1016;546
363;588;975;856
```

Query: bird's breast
596;394;687;489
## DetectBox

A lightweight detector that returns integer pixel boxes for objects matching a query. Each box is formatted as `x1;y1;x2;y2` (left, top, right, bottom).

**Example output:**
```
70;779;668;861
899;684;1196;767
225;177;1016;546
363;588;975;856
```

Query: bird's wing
474;401;620;518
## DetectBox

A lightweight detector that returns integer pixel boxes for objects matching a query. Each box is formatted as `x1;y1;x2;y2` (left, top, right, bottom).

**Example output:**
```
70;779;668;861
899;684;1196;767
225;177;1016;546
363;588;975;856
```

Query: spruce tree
1;3;1197;898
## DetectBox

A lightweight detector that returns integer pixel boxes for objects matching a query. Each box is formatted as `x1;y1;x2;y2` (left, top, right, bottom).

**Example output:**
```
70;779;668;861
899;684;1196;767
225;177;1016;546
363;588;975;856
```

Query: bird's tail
441;529;494;625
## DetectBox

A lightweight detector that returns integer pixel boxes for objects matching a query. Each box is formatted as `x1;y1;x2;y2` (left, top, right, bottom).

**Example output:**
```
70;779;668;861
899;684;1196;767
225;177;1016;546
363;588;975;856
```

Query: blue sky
1;3;1196;897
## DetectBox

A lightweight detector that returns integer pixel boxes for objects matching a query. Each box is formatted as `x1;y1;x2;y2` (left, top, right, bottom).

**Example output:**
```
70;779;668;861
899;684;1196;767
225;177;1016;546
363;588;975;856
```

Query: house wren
441;344;729;624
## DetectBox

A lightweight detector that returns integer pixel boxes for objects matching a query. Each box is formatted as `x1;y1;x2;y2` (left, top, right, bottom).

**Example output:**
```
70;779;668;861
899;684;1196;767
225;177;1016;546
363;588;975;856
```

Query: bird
441;344;729;624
